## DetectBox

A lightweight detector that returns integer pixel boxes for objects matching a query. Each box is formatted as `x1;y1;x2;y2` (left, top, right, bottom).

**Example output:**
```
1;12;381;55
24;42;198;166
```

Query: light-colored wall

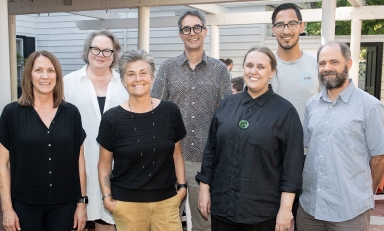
16;14;36;37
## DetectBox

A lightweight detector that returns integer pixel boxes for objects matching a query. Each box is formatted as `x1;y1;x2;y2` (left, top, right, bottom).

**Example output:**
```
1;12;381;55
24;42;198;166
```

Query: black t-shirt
0;102;86;204
97;100;186;202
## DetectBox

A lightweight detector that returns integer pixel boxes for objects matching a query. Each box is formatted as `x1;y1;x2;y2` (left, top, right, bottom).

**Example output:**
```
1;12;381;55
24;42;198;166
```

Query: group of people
0;3;384;231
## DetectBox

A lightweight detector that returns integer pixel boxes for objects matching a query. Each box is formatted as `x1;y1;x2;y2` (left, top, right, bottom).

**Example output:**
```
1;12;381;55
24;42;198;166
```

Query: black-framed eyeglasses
180;25;206;35
273;20;301;31
89;46;114;57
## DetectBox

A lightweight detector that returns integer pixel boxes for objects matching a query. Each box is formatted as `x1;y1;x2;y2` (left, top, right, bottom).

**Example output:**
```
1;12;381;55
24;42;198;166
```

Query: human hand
103;198;117;214
198;183;211;219
275;208;292;231
73;203;87;231
3;208;21;231
177;188;187;201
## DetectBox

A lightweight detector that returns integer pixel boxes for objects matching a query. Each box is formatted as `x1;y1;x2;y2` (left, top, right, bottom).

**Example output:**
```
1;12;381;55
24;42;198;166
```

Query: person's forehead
275;9;299;22
320;44;342;59
181;15;202;26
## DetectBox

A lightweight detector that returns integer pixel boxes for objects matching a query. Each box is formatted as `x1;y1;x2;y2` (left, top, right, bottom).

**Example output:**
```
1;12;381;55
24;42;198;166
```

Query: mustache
320;71;338;76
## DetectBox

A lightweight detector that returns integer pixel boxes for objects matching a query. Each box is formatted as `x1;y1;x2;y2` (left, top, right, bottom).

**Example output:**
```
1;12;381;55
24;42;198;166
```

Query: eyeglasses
273;20;301;31
89;46;114;57
180;25;206;35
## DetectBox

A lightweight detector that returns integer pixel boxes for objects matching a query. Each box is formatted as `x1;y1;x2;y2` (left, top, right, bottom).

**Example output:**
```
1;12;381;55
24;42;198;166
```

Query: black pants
211;215;276;231
12;198;77;231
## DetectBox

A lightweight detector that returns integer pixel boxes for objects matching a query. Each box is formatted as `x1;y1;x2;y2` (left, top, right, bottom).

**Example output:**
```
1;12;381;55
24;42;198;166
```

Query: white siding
16;14;36;37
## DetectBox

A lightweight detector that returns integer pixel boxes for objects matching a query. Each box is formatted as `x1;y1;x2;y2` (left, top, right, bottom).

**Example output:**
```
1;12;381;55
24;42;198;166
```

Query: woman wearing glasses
64;30;128;231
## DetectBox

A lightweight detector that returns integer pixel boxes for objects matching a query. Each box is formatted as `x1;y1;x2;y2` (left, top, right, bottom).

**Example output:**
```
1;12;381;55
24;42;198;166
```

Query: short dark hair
231;77;244;92
219;58;233;66
317;41;351;62
178;10;206;29
82;30;122;68
18;50;64;107
272;3;302;24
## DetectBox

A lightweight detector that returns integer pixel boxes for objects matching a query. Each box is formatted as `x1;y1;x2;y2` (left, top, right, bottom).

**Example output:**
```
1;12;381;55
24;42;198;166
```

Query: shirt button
192;102;195;105
319;172;322;175
49;171;52;174
322;139;325;142
191;143;194;145
48;144;51;147
192;87;195;90
249;109;251;112
320;155;323;158
50;184;52;187
318;188;321;191
231;191;234;193
325;122;328;125
191;116;195;119
49;158;51;160
52;121;55;123
330;106;333;109
47;131;50;133
192;130;194;132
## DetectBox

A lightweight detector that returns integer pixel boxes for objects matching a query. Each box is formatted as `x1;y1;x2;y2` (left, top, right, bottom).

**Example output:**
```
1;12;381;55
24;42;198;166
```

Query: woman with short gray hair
97;50;187;231
64;30;128;231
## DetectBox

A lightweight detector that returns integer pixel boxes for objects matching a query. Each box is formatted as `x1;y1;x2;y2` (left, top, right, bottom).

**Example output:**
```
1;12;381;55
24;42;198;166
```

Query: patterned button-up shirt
151;52;232;162
300;79;384;222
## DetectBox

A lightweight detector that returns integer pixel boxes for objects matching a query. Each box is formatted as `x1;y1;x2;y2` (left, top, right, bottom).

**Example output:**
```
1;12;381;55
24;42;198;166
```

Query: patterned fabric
300;79;384;222
151;52;232;162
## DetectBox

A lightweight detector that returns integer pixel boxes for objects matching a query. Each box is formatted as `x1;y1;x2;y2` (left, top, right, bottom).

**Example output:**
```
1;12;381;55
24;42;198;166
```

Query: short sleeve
96;112;114;152
72;105;86;145
152;62;169;100
366;103;384;157
174;104;186;142
0;104;12;150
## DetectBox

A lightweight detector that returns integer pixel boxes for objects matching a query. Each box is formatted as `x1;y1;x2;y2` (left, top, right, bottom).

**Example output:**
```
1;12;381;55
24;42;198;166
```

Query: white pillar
321;0;336;44
350;18;362;87
0;0;11;112
138;6;150;52
9;15;17;101
210;25;219;59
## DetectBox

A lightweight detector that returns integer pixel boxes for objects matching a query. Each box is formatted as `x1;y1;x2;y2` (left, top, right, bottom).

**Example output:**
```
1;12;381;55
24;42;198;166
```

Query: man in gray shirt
151;10;232;231
297;41;384;231
271;3;321;123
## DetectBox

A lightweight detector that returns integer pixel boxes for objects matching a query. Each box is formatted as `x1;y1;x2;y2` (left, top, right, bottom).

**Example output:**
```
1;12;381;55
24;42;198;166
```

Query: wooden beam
347;0;365;7
189;4;229;14
75;5;384;30
8;0;263;15
70;10;124;19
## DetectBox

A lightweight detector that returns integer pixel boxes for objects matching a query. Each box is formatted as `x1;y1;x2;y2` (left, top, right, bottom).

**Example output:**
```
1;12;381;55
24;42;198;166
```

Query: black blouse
0;102;86;204
97;100;186;202
196;86;304;225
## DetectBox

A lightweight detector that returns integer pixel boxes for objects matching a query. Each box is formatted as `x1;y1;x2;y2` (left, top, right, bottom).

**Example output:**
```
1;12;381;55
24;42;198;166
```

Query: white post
321;0;336;44
350;18;362;87
9;15;17;101
0;0;11;112
138;6;150;52
210;25;219;59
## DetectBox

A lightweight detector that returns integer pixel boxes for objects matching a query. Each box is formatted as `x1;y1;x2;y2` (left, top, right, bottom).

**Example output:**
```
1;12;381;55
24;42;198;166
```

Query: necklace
128;98;155;176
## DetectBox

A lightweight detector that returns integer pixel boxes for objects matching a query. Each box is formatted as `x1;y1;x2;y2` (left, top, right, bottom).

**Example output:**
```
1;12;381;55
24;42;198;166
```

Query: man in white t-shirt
270;3;321;230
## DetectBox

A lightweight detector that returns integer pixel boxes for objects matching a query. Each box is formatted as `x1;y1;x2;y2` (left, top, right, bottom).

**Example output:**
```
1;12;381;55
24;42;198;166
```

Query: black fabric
12;198;77;231
97;96;106;115
97;100;186;202
212;215;276;231
196;86;304;225
0;102;86;204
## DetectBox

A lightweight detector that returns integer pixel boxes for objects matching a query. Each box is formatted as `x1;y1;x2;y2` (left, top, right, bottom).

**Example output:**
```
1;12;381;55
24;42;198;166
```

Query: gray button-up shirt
151;52;232;162
300;79;384;222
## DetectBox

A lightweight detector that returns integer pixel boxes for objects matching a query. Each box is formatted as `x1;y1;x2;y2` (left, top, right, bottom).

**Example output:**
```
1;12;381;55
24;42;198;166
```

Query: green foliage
306;0;384;36
17;52;26;66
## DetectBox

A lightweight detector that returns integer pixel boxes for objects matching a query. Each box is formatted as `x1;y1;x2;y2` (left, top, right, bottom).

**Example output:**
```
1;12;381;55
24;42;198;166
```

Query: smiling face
88;35;114;70
122;60;153;98
318;44;352;90
31;55;57;97
179;15;207;52
243;51;276;98
272;9;304;51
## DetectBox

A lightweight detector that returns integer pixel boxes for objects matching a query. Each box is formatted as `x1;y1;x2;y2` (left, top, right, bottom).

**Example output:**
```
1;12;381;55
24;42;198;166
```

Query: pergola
1;0;382;112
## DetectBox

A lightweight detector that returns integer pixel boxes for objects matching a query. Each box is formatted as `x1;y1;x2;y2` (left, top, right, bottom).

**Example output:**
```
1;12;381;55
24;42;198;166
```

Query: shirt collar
320;78;355;103
241;84;274;106
80;65;120;82
176;51;208;66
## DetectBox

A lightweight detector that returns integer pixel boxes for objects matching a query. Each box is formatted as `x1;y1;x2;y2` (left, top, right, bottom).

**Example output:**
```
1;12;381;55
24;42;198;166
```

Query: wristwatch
77;196;88;204
177;183;188;190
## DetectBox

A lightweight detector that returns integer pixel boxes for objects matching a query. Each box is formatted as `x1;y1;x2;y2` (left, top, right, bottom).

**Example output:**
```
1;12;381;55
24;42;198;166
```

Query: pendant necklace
128;98;155;177
239;103;250;130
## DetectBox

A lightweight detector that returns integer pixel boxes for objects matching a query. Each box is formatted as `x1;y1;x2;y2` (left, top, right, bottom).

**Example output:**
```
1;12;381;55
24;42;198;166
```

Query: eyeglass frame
179;25;206;35
273;20;302;31
89;46;114;57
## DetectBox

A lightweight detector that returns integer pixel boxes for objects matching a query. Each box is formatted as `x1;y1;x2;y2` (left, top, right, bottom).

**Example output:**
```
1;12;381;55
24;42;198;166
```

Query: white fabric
64;65;128;224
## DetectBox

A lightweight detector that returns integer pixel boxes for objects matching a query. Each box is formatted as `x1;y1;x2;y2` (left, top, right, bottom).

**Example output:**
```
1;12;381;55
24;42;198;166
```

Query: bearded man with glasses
152;10;232;231
270;3;322;231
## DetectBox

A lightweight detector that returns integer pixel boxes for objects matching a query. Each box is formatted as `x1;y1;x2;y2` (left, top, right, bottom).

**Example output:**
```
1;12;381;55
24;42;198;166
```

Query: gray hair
82;30;122;68
119;50;156;79
317;41;351;62
177;10;206;30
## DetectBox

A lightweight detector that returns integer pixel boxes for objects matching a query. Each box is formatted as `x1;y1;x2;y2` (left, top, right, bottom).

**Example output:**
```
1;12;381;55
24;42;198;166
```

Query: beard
277;33;299;50
319;65;349;90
